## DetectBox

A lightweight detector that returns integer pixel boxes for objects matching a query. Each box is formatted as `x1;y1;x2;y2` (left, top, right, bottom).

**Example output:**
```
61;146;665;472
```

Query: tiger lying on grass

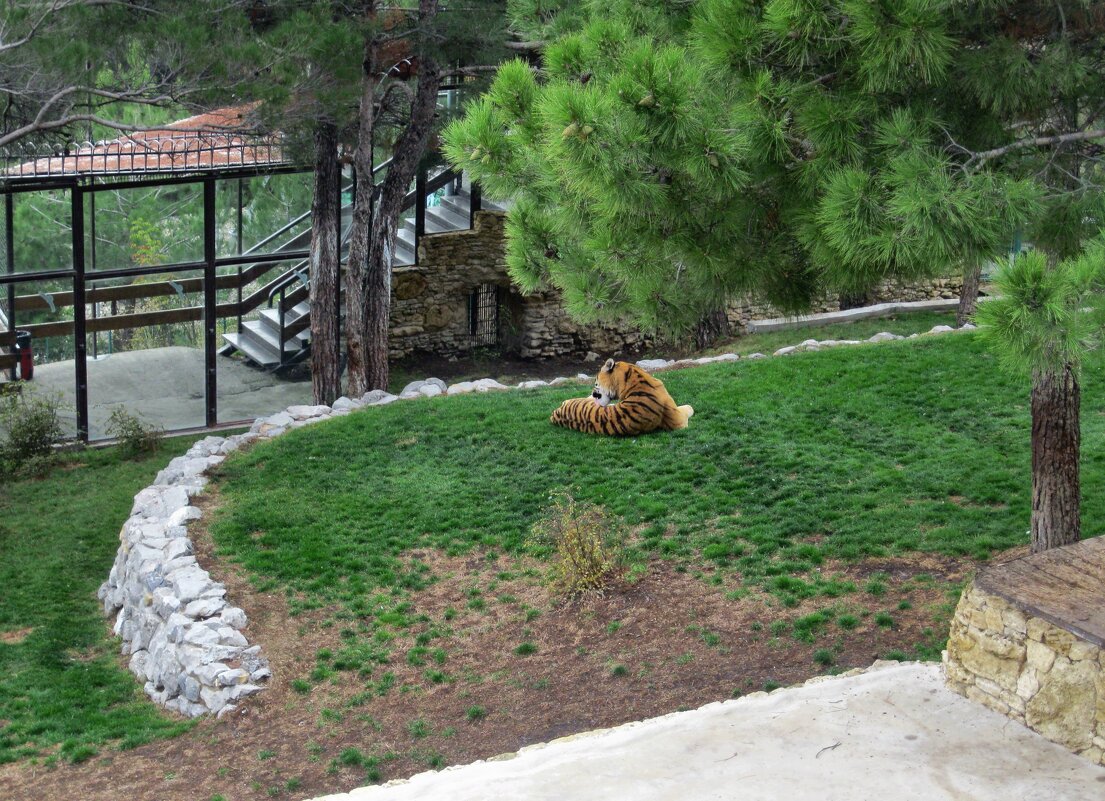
550;358;694;436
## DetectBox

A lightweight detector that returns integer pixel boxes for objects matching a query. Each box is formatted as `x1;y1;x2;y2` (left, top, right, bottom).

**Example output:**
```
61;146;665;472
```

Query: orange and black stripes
549;360;688;436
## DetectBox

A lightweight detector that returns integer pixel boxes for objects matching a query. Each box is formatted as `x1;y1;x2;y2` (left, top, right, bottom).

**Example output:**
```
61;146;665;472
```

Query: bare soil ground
0;510;975;801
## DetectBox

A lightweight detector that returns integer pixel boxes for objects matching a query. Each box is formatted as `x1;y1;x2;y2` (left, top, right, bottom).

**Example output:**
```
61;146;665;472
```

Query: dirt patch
0;628;32;645
0;505;979;801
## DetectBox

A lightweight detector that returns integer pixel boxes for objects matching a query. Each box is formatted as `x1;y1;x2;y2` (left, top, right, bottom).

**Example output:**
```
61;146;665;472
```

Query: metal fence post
204;178;217;427
72;186;89;442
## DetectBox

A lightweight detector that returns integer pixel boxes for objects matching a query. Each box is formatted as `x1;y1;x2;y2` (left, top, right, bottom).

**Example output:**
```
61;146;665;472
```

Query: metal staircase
219;170;507;370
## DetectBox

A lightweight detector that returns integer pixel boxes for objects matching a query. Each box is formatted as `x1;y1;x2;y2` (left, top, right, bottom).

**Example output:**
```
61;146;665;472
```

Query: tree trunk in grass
693;308;730;349
345;0;442;394
309;121;342;405
957;262;982;327
1031;363;1081;553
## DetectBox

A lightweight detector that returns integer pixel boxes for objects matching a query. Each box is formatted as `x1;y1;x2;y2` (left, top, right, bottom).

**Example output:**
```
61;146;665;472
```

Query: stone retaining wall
944;580;1105;766
98;433;272;718
388;211;966;361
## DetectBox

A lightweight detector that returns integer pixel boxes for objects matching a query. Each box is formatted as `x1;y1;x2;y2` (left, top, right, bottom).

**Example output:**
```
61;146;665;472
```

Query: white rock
219;607;248;628
801;339;819;347
331;396;362;412
694;353;739;364
548;377;573;385
473;378;509;392
262;411;294;429
575;373;591;380
636;359;671;371
217;627;249;647
518;380;549;390
168;565;212;604
418;384;443;398
447;381;475;395
218;668;251;686
184;596;227;619
286;404;331;420
774;346;797;356
166;506;202;527
361;389;394;405
584;351;600;362
960;323;977;330
868;332;903;343
929;325;955;334
747;353;766;359
365;392;398;406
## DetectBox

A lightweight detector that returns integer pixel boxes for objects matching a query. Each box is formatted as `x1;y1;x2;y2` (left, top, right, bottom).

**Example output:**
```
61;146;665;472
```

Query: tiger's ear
602;358;615;373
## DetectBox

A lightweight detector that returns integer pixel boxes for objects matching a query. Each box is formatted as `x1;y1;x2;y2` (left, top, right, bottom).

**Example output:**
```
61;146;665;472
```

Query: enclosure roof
3;105;290;182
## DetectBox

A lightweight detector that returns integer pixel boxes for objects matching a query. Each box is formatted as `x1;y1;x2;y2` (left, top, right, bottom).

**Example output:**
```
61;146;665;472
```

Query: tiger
550;358;694;436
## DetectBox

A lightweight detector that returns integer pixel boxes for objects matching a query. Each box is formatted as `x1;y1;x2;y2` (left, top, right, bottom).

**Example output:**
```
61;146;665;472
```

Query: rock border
99;321;975;718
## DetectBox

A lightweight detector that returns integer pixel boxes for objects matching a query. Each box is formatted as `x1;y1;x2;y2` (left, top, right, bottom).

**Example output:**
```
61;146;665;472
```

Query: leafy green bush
105;406;162;456
530;491;625;597
0;388;63;478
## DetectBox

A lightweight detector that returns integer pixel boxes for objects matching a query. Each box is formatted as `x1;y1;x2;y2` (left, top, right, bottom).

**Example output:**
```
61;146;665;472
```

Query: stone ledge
944;542;1105;766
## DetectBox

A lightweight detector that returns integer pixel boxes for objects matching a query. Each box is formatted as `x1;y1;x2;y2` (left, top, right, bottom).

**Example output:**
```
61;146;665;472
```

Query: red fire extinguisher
14;330;33;380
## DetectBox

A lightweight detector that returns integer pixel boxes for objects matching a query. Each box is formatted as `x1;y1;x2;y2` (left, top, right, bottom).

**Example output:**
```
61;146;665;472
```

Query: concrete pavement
311;662;1105;801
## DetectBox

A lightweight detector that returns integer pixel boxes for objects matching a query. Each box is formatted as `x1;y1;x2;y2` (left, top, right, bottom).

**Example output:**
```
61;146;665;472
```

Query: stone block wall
387;210;966;361
99;434;271;718
944;580;1105;766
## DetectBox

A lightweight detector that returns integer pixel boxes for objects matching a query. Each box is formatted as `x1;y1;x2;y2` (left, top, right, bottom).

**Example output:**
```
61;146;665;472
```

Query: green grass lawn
211;332;1105;620
0;437;207;765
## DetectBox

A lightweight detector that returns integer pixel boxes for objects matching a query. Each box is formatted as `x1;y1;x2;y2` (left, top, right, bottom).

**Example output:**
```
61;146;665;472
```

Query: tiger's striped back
549;359;691;436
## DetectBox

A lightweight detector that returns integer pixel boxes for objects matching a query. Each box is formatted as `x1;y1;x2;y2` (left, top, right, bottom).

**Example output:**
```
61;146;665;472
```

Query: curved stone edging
98;432;272;718
99;319;973;718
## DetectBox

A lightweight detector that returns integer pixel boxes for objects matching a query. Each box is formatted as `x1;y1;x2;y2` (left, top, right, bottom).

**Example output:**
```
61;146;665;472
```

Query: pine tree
445;0;1105;549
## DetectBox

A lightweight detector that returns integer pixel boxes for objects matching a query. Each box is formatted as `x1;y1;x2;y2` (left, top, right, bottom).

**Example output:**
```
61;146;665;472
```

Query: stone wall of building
944;579;1105;766
387;211;966;360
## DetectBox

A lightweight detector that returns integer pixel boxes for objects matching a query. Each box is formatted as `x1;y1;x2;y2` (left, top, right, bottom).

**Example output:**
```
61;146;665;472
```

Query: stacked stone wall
386;211;966;361
944;580;1105;766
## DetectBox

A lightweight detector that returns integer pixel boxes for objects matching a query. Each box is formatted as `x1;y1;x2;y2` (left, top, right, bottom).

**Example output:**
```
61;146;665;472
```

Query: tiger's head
591;358;633;406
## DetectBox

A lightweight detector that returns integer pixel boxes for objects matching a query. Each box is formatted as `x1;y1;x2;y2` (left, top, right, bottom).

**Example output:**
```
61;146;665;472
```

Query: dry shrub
530;491;625;597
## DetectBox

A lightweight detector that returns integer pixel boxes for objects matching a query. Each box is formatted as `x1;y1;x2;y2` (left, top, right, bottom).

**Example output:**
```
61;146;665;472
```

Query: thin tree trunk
957;261;982;327
309;121;342;405
344;27;379;399
1031;364;1081;552
352;0;443;392
694;309;730;350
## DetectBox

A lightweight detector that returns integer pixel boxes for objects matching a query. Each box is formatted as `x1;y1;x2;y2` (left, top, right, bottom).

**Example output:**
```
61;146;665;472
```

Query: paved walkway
311;662;1105;801
31;347;313;438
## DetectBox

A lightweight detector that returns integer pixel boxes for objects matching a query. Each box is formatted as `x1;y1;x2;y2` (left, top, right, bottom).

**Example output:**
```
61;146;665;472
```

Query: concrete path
311;662;1105;801
29;347;313;439
746;298;959;333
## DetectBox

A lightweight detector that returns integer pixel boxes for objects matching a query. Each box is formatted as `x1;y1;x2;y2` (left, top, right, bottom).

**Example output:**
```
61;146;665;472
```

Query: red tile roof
5;106;288;179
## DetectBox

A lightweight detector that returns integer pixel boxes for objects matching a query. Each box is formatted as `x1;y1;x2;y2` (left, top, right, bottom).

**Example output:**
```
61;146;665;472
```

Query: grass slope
0;439;205;765
211;333;1105;617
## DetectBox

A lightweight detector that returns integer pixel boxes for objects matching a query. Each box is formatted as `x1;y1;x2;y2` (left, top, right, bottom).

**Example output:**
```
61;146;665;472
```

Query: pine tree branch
967;129;1105;166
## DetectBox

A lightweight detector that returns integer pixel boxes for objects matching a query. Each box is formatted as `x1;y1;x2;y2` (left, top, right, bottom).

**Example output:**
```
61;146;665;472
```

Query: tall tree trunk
347;0;442;393
1031;363;1081;553
344;29;379;399
694;308;730;350
309;121;342;405
956;261;982;327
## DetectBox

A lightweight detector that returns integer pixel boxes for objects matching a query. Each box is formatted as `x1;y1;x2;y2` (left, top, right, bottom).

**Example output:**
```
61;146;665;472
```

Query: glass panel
84;272;205;438
0;277;78;442
9;189;73;275
88;183;204;270
216;172;313;258
215;257;313;425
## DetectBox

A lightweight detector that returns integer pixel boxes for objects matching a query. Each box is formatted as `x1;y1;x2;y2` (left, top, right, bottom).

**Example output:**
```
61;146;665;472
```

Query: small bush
530;491;625;597
106;406;163;456
0;388;63;476
465;706;486;722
